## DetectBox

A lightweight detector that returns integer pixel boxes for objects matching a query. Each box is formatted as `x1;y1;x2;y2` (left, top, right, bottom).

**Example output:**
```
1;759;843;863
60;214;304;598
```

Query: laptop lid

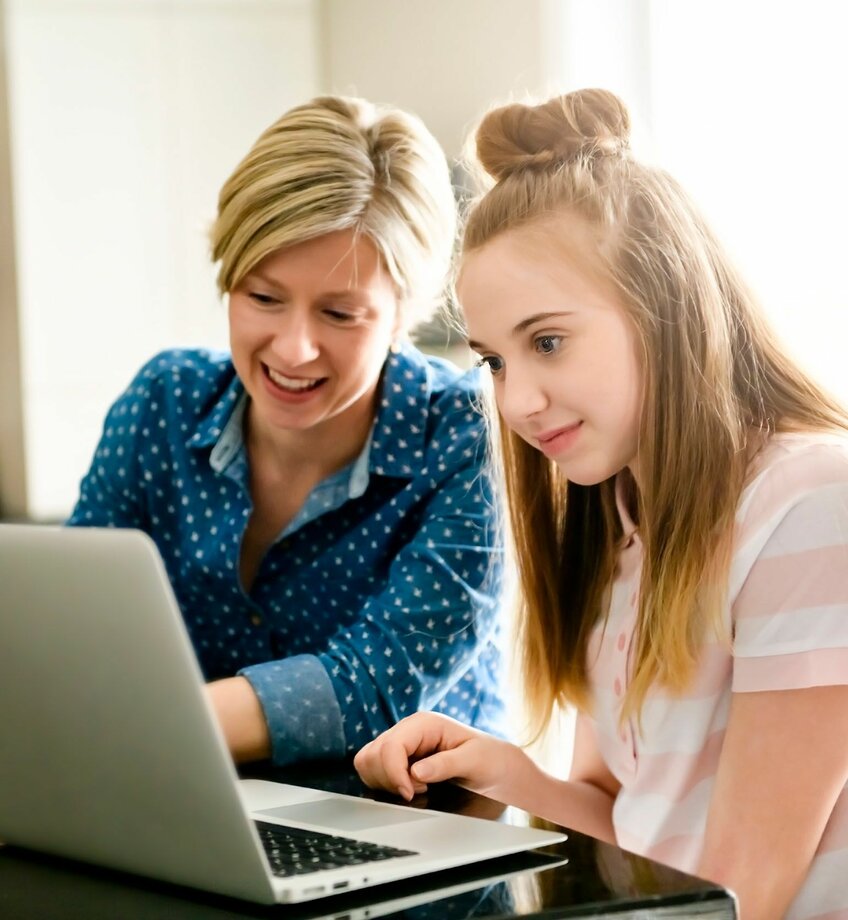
0;525;564;904
0;524;276;902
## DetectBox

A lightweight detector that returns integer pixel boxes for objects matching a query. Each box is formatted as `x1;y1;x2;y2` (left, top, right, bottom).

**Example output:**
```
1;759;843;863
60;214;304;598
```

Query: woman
354;89;848;919
69;95;505;767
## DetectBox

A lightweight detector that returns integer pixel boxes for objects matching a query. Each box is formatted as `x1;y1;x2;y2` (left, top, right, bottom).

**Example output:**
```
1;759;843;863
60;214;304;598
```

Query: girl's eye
534;334;563;355
476;355;504;375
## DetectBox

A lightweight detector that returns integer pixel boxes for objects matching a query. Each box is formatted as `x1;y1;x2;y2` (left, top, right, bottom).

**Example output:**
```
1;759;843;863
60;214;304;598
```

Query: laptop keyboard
255;820;419;878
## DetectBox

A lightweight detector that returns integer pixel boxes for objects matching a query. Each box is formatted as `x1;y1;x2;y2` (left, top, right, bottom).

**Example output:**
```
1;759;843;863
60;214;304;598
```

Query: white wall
5;0;320;519
322;0;559;160
3;0;576;521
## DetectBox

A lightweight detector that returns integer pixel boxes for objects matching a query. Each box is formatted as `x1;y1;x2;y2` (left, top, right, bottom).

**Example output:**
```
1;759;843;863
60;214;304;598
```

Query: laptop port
332;881;349;890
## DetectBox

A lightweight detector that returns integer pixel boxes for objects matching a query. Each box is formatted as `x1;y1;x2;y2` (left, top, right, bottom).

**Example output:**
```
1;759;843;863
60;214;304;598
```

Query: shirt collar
187;342;433;483
186;371;244;451
200;387;372;506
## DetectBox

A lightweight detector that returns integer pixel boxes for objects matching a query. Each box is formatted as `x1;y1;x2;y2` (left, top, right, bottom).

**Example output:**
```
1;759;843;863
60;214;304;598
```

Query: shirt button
614;677;622;697
617;632;626;651
250;613;262;626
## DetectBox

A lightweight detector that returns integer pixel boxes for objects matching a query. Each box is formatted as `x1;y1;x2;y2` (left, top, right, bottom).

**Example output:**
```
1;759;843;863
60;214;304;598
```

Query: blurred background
1;0;847;522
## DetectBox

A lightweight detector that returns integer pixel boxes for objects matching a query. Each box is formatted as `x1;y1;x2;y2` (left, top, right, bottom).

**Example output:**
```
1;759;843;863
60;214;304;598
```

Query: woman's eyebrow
467;311;574;351
241;270;288;292
239;273;367;303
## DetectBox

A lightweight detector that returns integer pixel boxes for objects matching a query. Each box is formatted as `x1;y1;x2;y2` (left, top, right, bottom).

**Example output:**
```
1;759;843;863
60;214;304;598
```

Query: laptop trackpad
257;798;431;832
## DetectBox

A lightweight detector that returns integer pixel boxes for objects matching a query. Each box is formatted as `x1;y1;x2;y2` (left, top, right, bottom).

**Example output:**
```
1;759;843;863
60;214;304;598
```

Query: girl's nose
498;368;549;427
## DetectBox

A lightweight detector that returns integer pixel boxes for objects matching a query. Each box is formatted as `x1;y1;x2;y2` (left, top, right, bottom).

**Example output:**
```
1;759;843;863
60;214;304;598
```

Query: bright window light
558;0;848;400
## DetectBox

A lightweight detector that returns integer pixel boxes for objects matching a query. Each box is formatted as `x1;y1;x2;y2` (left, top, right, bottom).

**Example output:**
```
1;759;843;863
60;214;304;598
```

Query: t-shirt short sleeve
731;437;848;693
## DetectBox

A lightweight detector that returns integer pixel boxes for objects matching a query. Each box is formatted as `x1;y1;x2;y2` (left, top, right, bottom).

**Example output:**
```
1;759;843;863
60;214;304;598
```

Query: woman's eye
249;292;277;306
534;334;563;355
476;355;504;375
324;309;355;322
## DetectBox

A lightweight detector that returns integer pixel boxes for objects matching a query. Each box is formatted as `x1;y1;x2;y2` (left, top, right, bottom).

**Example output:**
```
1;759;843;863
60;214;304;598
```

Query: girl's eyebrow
467;311;574;351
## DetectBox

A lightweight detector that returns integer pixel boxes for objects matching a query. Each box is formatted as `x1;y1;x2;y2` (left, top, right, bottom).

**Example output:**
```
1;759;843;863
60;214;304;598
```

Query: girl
354;89;848;920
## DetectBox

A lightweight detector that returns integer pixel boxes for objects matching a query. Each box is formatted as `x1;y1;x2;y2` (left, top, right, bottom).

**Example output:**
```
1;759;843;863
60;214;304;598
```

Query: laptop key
255;820;418;878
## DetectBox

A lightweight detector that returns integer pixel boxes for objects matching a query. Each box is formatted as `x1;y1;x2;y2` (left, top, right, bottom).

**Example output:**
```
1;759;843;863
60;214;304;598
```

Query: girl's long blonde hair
461;88;848;733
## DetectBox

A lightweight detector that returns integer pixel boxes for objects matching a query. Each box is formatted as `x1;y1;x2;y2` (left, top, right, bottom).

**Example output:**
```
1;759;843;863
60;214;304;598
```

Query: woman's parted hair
210;95;457;332
461;88;848;734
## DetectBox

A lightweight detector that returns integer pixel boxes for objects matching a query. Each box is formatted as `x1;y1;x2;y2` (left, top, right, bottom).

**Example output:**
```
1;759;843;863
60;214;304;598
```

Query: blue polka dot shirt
68;342;506;765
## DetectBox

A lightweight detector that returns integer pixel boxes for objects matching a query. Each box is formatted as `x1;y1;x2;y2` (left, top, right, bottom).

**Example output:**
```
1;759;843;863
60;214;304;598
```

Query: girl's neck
619;466;640;527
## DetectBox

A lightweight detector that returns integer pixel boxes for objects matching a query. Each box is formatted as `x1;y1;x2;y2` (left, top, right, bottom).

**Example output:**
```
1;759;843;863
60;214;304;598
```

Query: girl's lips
536;421;583;456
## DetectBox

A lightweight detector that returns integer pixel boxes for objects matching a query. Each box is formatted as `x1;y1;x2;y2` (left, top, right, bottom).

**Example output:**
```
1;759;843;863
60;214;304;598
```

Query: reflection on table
0;760;737;919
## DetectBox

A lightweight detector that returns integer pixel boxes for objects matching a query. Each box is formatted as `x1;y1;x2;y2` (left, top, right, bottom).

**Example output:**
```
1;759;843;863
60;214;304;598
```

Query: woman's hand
353;712;530;802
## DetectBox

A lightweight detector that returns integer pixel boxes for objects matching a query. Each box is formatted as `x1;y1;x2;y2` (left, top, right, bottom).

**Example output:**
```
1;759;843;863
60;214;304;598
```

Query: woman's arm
238;397;506;765
205;676;271;762
698;685;848;920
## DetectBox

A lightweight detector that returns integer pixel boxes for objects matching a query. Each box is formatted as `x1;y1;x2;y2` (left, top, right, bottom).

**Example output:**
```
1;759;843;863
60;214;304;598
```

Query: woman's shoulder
392;341;483;407
104;349;238;431
122;347;234;402
133;347;232;384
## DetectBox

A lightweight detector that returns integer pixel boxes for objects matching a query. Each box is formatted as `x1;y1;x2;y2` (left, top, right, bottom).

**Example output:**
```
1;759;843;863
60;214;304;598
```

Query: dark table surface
0;760;737;919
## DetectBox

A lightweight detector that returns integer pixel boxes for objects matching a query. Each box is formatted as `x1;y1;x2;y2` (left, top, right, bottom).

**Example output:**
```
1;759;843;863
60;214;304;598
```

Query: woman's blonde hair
210;95;457;332
460;88;848;734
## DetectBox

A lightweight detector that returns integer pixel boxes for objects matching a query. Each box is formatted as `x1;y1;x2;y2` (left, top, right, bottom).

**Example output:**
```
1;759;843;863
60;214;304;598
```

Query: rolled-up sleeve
241;400;504;764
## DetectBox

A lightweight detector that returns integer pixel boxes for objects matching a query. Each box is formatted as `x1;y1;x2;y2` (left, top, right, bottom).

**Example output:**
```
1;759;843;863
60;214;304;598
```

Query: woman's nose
270;315;320;367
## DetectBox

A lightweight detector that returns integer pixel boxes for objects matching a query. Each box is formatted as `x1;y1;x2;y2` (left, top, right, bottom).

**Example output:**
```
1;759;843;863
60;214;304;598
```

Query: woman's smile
263;363;327;397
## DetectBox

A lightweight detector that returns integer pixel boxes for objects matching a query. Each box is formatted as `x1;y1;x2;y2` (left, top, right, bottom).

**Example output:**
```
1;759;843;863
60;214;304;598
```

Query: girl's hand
353;712;526;802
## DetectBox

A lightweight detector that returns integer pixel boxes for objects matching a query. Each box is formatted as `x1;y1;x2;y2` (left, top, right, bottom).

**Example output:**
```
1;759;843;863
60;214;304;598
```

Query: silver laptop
0;524;565;905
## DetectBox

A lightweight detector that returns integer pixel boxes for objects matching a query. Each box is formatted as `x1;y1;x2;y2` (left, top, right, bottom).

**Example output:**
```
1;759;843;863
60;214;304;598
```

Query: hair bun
475;88;631;182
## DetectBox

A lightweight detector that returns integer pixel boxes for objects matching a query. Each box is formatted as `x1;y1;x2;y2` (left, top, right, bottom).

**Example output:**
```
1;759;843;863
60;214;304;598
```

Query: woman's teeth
267;367;323;392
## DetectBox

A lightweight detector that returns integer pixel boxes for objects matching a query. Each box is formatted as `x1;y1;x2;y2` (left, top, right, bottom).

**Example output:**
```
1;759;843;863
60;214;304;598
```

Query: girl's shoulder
727;431;848;602
737;430;848;530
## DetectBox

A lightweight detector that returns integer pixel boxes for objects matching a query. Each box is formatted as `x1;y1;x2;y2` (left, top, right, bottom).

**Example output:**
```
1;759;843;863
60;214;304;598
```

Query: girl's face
458;228;643;486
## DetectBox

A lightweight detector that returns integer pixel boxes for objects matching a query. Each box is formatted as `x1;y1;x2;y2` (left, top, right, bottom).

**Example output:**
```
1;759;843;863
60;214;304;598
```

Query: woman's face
458;227;643;486
228;229;400;444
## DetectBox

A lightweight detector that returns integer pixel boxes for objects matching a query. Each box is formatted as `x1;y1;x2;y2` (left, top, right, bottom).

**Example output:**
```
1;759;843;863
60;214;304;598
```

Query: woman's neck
244;394;376;484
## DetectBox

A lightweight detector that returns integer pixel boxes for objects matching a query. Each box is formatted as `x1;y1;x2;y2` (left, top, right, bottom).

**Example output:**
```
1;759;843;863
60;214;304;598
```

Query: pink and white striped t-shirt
585;432;848;919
